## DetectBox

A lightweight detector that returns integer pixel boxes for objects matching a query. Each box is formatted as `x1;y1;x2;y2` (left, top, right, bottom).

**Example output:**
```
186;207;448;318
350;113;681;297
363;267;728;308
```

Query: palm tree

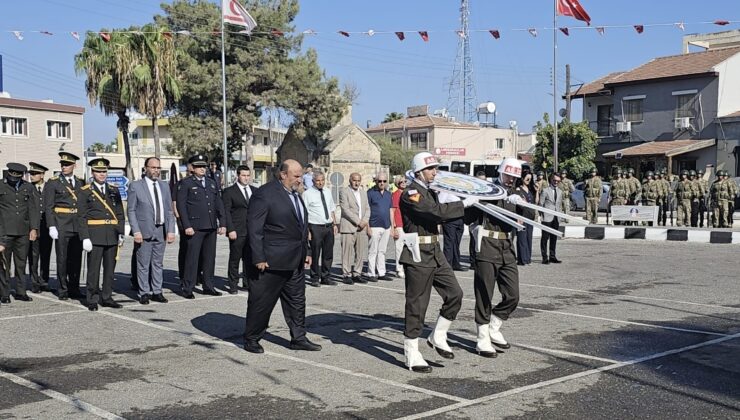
129;24;182;158
74;30;136;179
382;112;404;123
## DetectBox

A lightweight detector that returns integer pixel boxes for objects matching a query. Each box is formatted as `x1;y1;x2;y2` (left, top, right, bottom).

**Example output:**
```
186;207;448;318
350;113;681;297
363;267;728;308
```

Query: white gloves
117;235;125;246
82;239;93;253
462;196;479;208
49;226;59;240
506;194;523;205
437;191;461;203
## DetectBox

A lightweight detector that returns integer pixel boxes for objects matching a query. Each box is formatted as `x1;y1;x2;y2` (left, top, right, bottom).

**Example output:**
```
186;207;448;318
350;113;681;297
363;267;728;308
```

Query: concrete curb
529;225;740;244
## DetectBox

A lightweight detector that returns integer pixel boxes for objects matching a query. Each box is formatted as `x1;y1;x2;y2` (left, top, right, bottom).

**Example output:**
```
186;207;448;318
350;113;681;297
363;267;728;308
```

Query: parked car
571;181;611;211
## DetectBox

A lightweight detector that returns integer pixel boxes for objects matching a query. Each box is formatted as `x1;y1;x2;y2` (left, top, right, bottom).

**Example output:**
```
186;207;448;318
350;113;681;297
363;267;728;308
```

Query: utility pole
565;64;572;122
446;0;477;122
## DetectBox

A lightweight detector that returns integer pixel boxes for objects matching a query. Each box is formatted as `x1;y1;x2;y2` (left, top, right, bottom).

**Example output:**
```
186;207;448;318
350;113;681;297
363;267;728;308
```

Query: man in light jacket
538;173;563;264
339;173;370;284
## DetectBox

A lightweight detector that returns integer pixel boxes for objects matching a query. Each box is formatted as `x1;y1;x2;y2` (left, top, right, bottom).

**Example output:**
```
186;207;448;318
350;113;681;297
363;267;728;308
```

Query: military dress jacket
0;179;40;236
399;180;464;267
44;175;86;233
464;185;517;264
176;175;225;231
77;183;125;246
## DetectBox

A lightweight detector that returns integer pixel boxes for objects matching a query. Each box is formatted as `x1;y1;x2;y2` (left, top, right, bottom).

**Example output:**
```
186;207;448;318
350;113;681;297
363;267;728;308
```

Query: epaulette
81;185;91;190
51;176;59;180
75;176;84;180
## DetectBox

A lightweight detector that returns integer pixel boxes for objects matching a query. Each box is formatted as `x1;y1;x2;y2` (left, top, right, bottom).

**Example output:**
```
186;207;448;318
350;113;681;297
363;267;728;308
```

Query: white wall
715;52;740;117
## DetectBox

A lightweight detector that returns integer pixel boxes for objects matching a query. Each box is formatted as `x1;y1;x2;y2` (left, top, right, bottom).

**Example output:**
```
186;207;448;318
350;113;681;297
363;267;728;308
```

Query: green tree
382;112;404;123
88;142;107;152
533;113;599;181
375;136;416;176
158;0;346;167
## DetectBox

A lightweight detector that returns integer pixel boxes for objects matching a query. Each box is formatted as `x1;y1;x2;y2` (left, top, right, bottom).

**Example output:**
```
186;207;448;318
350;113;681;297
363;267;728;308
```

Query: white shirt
94;182;106;195
351;187;362;217
303;187;336;225
146;178;165;224
236;182;252;201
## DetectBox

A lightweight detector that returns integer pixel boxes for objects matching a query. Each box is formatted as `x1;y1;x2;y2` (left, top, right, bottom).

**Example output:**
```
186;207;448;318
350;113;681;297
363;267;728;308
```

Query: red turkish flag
489;29;500;39
556;0;591;26
634;25;644;34
99;32;111;42
338;30;350;37
559;27;570;36
395;32;405;41
418;31;429;42
714;20;730;26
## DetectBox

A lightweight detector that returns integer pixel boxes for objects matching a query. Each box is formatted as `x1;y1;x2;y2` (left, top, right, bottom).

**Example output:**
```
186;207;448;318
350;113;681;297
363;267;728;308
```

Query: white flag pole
553;0;559;173
221;3;230;185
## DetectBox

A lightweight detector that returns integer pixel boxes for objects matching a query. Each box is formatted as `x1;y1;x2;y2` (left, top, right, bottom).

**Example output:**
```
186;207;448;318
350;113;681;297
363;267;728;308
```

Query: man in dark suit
77;158;125;311
222;165;256;294
28;162;53;294
176;155;226;299
243;159;321;354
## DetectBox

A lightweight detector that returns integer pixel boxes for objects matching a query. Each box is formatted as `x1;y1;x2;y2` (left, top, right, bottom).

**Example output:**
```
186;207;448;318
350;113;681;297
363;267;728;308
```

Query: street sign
435;147;466;156
329;172;344;203
107;169;124;177
107;175;130;200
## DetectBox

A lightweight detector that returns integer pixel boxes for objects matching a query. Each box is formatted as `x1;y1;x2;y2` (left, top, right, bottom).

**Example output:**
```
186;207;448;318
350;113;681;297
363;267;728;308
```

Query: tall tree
533;113;600;181
158;0;346;167
382;112;404;123
88;142;107;152
75;30;137;179
375;135;416;176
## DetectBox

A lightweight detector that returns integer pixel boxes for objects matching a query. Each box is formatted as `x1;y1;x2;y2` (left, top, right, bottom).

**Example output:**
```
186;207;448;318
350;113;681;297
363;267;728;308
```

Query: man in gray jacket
339;173;370;284
538;173;563;264
127;157;176;304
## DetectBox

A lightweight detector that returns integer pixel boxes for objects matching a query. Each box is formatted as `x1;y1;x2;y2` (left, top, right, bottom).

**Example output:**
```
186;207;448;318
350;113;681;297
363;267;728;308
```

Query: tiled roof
366;115;478;132
719;110;740;118
572;72;625;97
603;139;715;158
0;97;85;114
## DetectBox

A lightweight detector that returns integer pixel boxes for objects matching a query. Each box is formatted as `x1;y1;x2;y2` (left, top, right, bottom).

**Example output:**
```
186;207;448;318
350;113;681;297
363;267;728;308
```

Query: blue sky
0;0;737;146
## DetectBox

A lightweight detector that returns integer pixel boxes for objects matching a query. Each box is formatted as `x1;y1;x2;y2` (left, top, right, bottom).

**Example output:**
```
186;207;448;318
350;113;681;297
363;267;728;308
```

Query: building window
624;99;643;122
262;136;269;146
47;121;71;139
495;138;504;149
390;133;402;146
1;116;28;136
596;105;613;136
410;132;427;149
675;94;695;119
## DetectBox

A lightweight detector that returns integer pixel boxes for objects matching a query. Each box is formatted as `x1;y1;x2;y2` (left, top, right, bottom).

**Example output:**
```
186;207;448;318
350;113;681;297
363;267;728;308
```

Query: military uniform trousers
403;257;463;339
676;199;692;227
1;235;31;298
309;223;334;281
561;197;571;215
244;268;307;343
656;198;666;226
442;218;464;268
690;200;700;227
55;220;82;296
585;198;599;224
86;243;117;305
182;229;217;294
28;219;52;290
470;238;519;325
228;233;255;290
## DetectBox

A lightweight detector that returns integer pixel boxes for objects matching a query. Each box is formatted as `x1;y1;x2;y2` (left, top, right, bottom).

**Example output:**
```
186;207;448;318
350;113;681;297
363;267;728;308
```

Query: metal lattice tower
446;0;477;122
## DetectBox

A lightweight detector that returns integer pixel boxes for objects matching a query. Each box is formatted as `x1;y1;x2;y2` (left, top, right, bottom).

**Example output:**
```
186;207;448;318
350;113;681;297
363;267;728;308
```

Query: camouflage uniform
675;171;694;227
727;171;738;227
688;170;702;227
709;176;721;228
558;172;575;215
655;172;668;226
625;169;642;205
584;169;602;224
642;173;660;226
696;170;709;227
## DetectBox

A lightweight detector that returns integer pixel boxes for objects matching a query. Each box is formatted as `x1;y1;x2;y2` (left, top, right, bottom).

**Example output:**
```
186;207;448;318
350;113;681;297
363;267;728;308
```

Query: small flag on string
456;30;465;38
596;27;605;35
714;20;730;26
559;27;570;36
675;22;685;31
418;31;429;42
163;31;173;39
100;32;111;42
489;29;500;39
634;25;644;34
528;28;538;37
176;30;191;36
395;31;405;41
338;30;350;37
12;31;23;41
40;31;54;36
302;29;317;35
271;28;284;37
366;29;375;37
71;31;80;41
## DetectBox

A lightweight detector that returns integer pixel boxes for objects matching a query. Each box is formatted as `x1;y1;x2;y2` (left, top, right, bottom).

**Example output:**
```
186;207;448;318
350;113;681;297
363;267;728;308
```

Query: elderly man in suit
243;159;321;354
339;172;370;285
127;157;176;304
538;173;563;264
222;165;256;294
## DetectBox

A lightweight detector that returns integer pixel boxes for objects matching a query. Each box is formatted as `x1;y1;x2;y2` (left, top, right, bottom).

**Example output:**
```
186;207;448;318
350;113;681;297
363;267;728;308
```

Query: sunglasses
377;180;387;183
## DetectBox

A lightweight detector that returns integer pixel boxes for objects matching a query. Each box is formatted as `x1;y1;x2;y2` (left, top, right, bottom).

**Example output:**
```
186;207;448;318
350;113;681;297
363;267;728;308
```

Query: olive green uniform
675;178;694;227
584;175;602;224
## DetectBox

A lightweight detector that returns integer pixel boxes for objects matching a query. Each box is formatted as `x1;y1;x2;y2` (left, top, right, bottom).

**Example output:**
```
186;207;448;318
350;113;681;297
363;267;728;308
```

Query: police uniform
27;162;53;293
0;163;40;303
44;152;86;299
176;155;226;298
77;158;125;311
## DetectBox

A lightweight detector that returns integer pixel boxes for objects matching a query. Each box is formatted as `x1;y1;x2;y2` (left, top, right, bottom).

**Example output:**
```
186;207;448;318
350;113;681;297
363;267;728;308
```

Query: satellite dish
558;108;567;118
508;120;517;129
477;102;496;114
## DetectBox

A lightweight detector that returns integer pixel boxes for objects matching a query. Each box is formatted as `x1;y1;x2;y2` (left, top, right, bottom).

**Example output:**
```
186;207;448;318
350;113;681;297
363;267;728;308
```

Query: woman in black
514;171;536;265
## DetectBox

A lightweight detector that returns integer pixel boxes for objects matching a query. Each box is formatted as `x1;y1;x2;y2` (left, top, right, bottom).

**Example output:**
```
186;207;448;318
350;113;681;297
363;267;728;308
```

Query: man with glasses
44;152;86;300
390;175;407;279
128;157;176;304
366;172;393;281
540;173;563;264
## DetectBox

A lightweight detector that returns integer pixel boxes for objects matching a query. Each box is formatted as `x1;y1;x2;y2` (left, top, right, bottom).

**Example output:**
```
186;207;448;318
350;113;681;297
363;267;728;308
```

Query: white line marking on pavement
353;283;730;337
510;343;619;364
0;309;88;321
0;369;126;420
395;331;740;419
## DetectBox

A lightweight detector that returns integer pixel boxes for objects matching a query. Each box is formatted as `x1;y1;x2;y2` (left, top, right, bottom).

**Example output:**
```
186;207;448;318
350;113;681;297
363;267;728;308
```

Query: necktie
153;181;162;225
38;185;42;194
318;188;329;220
68;177;74;188
100;184;105;195
291;191;304;227
243;187;250;205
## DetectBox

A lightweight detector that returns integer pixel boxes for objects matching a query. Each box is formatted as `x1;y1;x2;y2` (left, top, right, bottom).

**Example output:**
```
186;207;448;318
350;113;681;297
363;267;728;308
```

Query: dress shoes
343;276;354;285
58;293;69;301
320;279;337;286
542;259;550;265
202;289;223;296
289;339;322;351
101;300;122;309
182;292;195;299
354;275;367;284
452;265;469;272
88;303;98;311
243;340;264;354
377;275;391;281
31;285;41;294
139;295;151;305
69;290;83;299
366;276;378;283
0;297;10;304
151;294;169;303
549;257;562;264
228;288;239;295
14;294;32;302
309;279;320;287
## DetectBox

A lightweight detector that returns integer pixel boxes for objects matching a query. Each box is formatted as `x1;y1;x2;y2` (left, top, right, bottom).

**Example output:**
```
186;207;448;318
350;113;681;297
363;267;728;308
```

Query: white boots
476;324;497;358
404;338;432;373
427;315;455;359
489;315;511;349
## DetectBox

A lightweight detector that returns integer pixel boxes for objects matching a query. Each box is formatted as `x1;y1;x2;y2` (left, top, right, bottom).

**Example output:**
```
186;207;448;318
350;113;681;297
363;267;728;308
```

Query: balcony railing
588;120;615;137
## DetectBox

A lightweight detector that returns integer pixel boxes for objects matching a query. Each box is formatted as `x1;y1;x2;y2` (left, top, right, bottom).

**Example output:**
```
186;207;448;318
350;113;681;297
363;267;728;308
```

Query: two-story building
572;46;740;178
0;94;85;177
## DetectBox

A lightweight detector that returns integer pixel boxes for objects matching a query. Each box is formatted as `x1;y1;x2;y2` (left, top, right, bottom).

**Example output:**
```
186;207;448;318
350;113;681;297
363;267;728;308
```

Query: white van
438;159;531;181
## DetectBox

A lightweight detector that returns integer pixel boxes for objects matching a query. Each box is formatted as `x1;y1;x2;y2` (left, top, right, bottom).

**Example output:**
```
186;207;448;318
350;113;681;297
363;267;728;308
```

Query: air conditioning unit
616;121;632;133
675;117;691;130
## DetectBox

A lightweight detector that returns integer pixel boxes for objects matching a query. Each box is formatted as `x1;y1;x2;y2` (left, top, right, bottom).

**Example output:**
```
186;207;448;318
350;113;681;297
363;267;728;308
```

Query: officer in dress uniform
466;157;522;358
77;158;125;311
44;152;86;300
27;162;53;293
398;152;478;373
176;155;226;299
0;163;40;303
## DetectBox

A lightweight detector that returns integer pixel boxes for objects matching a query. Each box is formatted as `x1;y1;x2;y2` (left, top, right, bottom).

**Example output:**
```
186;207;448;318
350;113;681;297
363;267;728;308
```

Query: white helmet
499;157;523;182
411;152;439;173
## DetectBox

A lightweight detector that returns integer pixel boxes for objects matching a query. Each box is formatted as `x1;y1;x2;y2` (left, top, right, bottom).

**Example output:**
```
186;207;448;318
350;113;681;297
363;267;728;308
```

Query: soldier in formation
584;168;601;224
534;171;548;204
642;172;661;226
674;170;695;227
558;169;575;216
688;170;705;228
696;169;709;228
655;170;671;226
27;162;53;293
712;170;737;228
608;169;628;225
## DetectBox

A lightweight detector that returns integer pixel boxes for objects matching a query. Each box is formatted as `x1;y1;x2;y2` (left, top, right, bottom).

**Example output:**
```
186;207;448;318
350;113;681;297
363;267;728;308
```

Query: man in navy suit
243;159;321;354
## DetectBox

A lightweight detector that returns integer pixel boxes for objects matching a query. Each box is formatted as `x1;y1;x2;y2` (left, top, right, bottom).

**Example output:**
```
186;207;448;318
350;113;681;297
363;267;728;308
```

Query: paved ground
0;237;739;419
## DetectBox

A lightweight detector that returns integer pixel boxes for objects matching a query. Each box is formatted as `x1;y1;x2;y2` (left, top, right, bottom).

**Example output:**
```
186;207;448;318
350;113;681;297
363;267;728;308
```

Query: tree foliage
382;112;404;123
375;136;416;176
533;113;599;181
158;0;346;166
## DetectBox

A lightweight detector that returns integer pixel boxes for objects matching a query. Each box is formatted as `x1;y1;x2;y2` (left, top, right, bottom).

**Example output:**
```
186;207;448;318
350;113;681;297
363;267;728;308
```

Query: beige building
0;94;85;177
113;116;182;181
232;124;288;186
